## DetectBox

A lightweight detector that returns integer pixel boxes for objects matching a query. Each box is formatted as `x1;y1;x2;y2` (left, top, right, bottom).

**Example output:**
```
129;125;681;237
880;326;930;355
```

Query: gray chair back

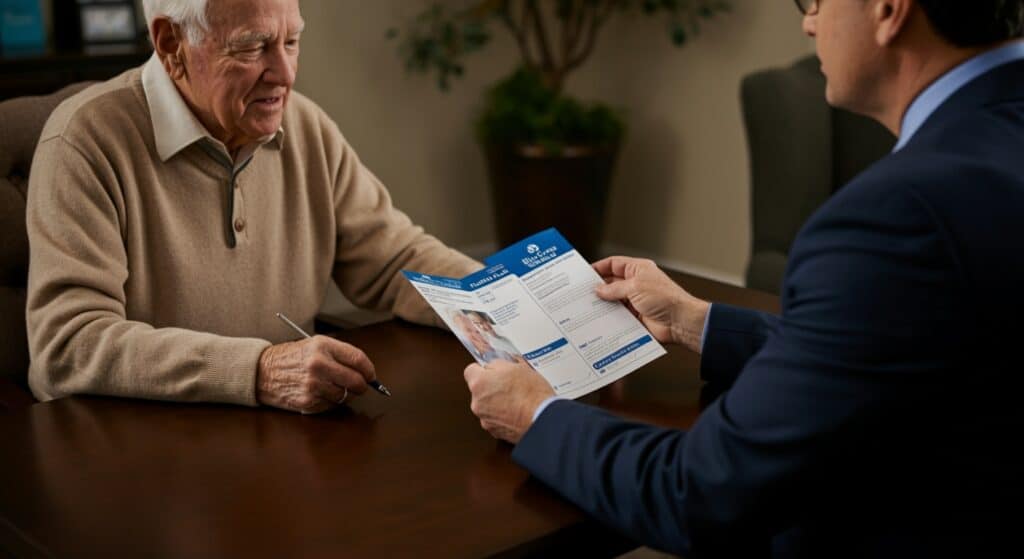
741;55;895;293
0;82;94;394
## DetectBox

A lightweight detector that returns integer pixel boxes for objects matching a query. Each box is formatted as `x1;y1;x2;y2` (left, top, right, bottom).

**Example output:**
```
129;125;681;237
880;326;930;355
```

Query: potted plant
391;0;730;259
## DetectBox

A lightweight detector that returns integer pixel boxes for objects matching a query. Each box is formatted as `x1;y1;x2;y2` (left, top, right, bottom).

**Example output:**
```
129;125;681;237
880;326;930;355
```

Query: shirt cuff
532;395;565;422
699;302;714;353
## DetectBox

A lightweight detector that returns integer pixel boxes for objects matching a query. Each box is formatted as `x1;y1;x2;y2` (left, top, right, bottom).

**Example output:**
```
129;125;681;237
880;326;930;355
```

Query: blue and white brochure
402;228;666;400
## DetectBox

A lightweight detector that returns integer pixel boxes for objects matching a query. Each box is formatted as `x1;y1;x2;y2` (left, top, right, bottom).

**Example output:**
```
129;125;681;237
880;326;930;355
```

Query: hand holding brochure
402;228;666;400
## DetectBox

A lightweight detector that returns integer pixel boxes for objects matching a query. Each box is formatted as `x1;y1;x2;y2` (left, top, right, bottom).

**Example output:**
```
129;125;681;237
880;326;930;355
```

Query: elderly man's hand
464;360;555;444
256;336;376;414
593;256;710;353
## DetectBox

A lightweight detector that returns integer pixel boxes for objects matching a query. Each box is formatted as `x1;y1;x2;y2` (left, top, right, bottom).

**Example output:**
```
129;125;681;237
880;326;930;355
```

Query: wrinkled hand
593;256;710;353
256;336;376;414
464;360;555;444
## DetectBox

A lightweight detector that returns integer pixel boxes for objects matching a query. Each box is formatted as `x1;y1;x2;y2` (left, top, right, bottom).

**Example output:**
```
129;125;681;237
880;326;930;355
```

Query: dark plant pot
483;143;619;261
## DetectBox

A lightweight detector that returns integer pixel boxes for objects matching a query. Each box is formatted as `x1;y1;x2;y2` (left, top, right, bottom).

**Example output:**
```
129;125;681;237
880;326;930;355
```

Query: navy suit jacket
512;60;1024;558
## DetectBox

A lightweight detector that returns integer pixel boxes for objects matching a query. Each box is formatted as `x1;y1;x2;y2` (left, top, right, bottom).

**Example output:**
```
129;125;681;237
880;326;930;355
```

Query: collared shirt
141;53;283;169
535;43;1024;423
894;40;1024;151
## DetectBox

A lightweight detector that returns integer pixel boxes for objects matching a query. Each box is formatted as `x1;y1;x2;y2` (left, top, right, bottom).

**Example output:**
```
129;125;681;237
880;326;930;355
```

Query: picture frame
77;0;137;45
0;0;47;54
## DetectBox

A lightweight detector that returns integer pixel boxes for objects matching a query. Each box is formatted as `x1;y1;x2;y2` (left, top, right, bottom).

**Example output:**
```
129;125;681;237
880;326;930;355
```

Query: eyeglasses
794;0;819;15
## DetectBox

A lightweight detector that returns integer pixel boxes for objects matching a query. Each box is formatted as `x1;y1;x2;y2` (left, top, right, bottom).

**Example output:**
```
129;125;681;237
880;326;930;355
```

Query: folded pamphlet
402;228;666;399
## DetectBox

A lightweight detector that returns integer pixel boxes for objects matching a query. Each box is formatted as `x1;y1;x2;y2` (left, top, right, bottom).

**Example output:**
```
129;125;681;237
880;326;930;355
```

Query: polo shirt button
234;217;246;232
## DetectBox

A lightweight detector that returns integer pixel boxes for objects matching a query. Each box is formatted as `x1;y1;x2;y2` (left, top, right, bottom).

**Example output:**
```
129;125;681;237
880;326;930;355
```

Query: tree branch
526;0;555;72
498;0;537;69
563;0;585;67
558;0;576;73
565;0;611;72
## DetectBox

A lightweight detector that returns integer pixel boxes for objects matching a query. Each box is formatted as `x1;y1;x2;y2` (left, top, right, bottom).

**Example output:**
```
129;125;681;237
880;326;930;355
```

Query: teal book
0;0;46;54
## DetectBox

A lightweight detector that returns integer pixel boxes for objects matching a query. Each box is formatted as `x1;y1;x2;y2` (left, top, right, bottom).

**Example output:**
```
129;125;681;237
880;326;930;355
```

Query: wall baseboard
321;239;746;327
598;244;745;287
457;241;746;287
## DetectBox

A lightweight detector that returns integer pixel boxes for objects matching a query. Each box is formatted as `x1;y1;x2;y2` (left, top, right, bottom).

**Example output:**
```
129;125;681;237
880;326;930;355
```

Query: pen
276;312;392;397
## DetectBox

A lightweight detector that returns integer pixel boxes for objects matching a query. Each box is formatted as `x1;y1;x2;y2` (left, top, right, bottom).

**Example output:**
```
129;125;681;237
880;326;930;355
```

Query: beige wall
296;1;813;285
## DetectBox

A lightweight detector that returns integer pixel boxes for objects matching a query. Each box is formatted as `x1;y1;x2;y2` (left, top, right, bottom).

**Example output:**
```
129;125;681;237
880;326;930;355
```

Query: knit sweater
26;65;479;405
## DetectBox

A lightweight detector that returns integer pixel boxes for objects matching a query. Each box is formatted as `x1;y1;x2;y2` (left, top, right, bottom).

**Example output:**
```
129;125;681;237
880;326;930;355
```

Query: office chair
741;54;895;294
0;82;94;409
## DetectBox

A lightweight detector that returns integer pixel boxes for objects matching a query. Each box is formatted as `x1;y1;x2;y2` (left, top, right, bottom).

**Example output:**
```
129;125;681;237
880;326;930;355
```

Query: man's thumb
595;280;630;302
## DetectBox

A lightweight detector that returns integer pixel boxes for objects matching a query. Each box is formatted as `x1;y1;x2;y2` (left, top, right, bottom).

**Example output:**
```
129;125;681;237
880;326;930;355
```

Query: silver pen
276;312;392;397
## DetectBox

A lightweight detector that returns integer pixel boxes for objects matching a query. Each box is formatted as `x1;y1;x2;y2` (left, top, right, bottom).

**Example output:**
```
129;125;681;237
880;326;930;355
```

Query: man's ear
874;0;912;46
151;17;189;80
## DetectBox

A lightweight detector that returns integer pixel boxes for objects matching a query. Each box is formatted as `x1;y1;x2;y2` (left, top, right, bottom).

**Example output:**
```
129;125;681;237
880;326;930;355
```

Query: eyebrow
229;31;273;47
228;22;305;47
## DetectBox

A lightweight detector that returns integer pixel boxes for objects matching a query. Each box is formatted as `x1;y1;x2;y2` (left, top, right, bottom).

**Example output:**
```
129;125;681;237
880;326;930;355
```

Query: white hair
142;0;210;44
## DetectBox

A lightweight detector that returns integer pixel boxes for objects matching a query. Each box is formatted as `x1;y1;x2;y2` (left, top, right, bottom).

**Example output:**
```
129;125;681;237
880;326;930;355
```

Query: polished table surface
0;272;778;558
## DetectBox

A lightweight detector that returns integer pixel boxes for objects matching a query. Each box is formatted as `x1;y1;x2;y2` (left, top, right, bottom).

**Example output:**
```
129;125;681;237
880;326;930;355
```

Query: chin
824;85;846;110
246;120;283;139
824;90;836;107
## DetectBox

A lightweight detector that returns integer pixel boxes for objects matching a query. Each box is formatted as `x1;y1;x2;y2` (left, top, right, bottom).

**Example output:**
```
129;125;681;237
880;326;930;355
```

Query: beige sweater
26;67;479;405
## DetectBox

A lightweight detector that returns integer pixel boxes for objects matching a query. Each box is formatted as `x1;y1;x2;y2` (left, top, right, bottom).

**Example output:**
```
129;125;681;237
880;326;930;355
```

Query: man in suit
464;1;1024;556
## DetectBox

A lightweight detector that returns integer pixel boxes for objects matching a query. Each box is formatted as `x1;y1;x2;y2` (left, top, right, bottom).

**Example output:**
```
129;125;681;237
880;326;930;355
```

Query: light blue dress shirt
894;40;1024;151
532;42;1024;424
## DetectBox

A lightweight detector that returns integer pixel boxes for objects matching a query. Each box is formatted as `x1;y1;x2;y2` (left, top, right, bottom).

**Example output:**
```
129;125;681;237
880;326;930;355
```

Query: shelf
0;44;152;101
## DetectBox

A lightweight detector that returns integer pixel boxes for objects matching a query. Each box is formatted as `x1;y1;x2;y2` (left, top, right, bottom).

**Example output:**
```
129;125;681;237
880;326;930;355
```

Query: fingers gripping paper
403;228;666;400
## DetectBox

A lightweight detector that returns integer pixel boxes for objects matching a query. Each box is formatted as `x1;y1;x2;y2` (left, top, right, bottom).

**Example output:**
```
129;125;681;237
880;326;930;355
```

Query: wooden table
0;272;778;558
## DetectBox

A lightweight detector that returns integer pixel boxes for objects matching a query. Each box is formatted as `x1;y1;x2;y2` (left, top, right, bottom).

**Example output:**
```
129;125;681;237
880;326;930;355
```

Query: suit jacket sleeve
700;303;779;387
511;178;966;556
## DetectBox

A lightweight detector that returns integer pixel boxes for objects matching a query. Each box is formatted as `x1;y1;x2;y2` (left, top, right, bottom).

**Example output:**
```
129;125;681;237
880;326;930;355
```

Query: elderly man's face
183;0;302;151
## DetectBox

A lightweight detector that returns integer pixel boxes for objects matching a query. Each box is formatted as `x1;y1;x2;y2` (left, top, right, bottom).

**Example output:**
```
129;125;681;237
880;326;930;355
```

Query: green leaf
391;0;732;93
476;68;625;149
671;23;687;45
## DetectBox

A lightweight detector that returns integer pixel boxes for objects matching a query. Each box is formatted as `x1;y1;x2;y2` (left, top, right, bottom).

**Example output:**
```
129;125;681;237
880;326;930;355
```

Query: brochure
402;228;666;400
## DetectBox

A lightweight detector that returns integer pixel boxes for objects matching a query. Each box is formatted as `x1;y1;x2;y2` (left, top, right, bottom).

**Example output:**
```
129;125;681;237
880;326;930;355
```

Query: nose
263;44;297;87
802;13;817;37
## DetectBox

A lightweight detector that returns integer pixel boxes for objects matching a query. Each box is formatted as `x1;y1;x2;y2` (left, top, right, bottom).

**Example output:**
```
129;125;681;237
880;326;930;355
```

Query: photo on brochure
447;307;528;365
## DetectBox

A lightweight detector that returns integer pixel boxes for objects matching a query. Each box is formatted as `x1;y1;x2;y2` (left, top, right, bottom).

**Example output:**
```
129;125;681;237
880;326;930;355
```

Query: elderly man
465;0;1024;557
25;0;478;414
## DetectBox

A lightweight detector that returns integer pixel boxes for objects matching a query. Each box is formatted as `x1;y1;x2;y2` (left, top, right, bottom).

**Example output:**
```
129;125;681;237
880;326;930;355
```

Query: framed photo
78;0;137;44
0;0;47;54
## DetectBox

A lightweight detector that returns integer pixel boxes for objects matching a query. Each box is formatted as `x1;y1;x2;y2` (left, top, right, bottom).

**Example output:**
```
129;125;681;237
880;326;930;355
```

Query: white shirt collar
141;53;283;165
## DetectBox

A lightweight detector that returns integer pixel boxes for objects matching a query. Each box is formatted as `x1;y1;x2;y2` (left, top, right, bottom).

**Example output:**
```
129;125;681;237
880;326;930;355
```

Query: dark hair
917;0;1024;47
